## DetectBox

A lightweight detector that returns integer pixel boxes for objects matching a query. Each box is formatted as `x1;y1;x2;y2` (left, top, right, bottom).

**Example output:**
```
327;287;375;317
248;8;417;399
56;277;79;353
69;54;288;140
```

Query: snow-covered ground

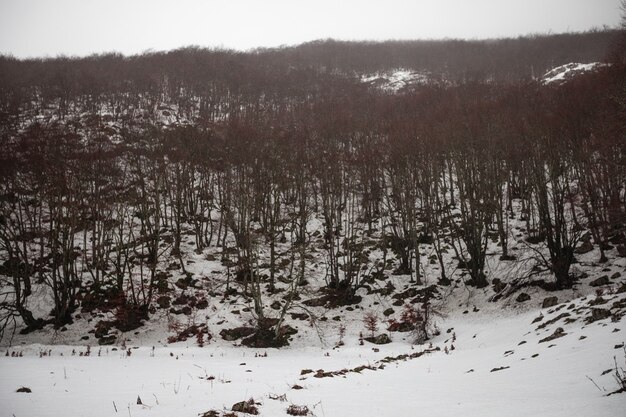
2;290;624;417
541;62;607;85
360;69;432;92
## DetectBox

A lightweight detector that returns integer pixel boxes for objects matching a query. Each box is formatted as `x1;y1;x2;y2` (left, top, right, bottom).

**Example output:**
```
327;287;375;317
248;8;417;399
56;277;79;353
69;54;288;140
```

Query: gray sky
0;0;622;58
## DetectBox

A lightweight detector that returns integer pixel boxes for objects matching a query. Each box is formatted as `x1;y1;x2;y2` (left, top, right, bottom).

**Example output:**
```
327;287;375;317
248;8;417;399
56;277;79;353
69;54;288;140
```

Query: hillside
1;32;626;417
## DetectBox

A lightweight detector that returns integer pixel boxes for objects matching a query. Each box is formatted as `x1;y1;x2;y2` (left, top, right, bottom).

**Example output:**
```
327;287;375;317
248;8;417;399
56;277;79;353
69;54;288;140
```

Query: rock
232;399;259;415
542;297;558;309
175;278;189;289
610;272;621;279
314;369;334;378
270;301;282;310
516;293;531;303
589;275;609;287
490;366;510;372
172;294;191;305
365;333;392;345
156;295;171;308
492;278;506;293
279;325;298;337
291;313;309;321
574;240;593;254
199;411;220;417
588;308;611;323
387;321;415;332
302;296;329;307
16;387;31;393
589;296;607;306
94;321;113;339
98;334;116;345
240;323;297;348
382;308;395;317
539;327;566;343
220;327;256;341
196;298;208;309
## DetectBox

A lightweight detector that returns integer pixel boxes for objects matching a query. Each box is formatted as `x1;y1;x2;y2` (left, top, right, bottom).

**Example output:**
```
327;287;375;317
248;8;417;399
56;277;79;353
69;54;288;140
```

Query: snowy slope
2;291;624;417
542;62;607;85
360;69;432;92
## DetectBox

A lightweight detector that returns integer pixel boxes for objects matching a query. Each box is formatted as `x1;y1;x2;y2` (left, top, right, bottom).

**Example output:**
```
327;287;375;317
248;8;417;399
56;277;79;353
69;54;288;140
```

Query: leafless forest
0;30;624;346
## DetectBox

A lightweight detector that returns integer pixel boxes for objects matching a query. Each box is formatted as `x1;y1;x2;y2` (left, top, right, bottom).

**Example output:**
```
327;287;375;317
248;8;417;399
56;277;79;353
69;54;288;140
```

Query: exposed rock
16;387;32;393
314;369;334;378
492;278;506;293
587;308;611;323
302;296;329;307
199;411;220;417
589;296;607;306
232;399;259;415
167;324;211;343
270;301;282;310
516;293;531;303
539;327;566;343
392;285;439;303
156;295;171;308
175;278;190;289
114;305;148;332
94;320;113;339
574;240;593;254
387;321;415;332
241;325;296;348
364;333;392;345
291;313;309;321
490;366;510;372
542;297;558;309
382;308;395;317
610;272;621;279
589;275;609;287
172;294;192;305
98;334;117;345
220;327;256;341
536;313;570;330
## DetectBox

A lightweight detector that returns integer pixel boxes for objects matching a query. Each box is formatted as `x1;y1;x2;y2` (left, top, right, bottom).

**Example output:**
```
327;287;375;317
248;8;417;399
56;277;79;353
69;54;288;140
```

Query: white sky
0;0;622;58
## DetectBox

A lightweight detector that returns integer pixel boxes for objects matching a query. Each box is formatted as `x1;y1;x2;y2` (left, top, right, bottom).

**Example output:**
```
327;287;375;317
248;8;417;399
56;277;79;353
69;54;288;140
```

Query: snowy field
2;299;624;417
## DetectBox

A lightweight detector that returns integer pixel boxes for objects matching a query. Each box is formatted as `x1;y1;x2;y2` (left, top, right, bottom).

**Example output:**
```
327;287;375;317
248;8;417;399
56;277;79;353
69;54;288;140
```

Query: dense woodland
0;30;625;345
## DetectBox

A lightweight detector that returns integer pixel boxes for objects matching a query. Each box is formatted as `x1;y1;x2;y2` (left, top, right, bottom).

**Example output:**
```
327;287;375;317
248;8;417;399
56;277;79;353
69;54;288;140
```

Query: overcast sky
0;0;622;58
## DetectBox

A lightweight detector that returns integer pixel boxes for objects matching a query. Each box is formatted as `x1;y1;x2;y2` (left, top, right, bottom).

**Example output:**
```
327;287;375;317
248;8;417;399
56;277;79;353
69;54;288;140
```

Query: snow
2;293;624;417
541;62;607;85
361;69;432;92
